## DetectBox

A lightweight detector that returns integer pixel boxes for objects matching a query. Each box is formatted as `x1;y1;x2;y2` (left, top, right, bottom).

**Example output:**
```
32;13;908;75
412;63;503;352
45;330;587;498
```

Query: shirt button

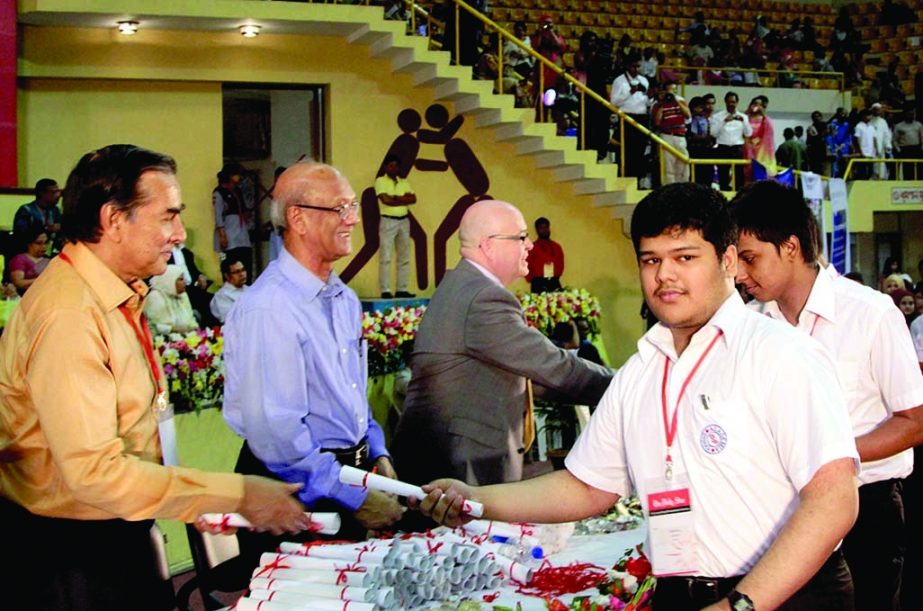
359;417;365;424
341;348;347;354
351;382;357;389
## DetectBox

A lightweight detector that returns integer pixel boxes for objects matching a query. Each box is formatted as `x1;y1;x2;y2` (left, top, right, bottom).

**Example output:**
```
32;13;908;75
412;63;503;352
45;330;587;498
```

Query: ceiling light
239;24;261;38
117;21;139;35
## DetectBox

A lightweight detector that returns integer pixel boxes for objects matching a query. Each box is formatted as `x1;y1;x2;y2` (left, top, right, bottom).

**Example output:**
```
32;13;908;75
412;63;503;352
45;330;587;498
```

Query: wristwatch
727;589;755;611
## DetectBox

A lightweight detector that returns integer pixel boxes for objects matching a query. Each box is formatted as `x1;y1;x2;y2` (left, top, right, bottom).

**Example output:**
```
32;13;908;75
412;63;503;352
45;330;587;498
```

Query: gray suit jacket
392;259;613;486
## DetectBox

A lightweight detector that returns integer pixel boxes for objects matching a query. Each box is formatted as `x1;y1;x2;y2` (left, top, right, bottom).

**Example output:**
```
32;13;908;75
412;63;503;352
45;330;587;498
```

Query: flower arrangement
518;289;602;337
154;327;225;414
361;305;426;376
545;545;654;611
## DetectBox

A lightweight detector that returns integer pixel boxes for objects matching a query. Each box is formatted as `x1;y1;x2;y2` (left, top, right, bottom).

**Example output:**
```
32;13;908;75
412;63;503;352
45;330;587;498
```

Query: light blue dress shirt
223;246;387;510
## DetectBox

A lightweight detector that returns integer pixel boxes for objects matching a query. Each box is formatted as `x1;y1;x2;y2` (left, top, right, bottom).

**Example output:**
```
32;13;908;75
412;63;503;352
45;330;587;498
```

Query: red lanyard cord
660;330;724;467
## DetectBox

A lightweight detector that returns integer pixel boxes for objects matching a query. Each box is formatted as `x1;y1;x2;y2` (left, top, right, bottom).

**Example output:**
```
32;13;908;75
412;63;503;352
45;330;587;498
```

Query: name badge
646;473;698;576
543;262;554;278
157;401;179;467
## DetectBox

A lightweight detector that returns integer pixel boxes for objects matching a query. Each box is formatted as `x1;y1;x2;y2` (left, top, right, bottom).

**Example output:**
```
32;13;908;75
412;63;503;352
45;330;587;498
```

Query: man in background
14;178;62;252
525;216;565;293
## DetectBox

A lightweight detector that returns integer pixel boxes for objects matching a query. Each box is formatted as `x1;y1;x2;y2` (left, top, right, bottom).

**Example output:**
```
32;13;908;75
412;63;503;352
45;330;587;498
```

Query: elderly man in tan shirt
0;145;310;611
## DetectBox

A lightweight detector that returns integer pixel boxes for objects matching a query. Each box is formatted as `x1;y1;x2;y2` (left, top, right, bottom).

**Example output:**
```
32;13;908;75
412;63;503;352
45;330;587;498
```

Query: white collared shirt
610;73;651;115
751;269;923;484
567;294;857;577
464;258;504;288
911;315;923;363
709;110;753;146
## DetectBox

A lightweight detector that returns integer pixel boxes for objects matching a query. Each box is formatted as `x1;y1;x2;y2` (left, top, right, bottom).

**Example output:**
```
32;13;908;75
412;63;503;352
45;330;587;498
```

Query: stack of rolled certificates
233;521;544;610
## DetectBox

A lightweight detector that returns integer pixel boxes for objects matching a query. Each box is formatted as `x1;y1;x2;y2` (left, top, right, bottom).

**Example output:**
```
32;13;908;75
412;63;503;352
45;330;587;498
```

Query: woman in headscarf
144;264;198;335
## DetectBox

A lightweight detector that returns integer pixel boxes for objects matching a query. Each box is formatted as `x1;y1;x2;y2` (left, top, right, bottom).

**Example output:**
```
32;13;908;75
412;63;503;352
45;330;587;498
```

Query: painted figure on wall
340;104;491;289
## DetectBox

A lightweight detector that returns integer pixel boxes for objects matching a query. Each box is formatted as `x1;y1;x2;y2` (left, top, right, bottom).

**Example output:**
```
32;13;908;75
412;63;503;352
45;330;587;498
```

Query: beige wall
17;26;645;364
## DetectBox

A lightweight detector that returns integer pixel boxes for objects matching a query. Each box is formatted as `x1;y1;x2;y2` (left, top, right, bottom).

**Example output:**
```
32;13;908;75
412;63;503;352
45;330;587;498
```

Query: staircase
18;1;638;228
346;10;638;229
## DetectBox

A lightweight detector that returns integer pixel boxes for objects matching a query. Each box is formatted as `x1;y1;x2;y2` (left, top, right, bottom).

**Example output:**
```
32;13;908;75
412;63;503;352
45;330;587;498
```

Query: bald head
271;162;346;231
459;199;532;286
459;200;522;248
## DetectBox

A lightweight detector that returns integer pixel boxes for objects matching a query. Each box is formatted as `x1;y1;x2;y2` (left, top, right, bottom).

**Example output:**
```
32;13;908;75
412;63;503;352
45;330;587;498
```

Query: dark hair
34;178;58;197
61;144;177;244
729;181;818;264
881;256;901;276
689;96;704;108
724;91;739;102
703;93;716;102
630;183;736;258
221;256;244;277
19;224;48;254
534;216;550;228
844;271;864;284
755;94;769;107
217;169;234;183
783;127;795;139
551;320;577;347
514;20;526;29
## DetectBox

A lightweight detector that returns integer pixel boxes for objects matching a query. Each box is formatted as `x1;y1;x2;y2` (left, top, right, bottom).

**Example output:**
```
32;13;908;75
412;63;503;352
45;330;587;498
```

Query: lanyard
660;329;724;480
808;313;821;337
58;252;167;411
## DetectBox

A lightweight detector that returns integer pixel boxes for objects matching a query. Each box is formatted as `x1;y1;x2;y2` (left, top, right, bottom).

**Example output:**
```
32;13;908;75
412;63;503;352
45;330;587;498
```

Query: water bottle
489;535;544;564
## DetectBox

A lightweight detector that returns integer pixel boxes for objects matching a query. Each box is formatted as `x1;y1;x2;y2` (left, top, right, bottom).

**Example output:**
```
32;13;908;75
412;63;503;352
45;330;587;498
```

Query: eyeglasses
488;233;530;243
294;201;360;220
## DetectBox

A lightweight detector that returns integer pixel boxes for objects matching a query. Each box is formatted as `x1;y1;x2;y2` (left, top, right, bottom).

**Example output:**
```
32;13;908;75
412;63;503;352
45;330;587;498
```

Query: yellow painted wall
18;26;646;363
19;79;224;274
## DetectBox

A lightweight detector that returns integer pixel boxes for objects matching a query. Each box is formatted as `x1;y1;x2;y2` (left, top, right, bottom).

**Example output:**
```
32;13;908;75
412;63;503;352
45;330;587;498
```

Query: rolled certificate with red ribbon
200;512;341;535
236;594;374;611
338;465;484;518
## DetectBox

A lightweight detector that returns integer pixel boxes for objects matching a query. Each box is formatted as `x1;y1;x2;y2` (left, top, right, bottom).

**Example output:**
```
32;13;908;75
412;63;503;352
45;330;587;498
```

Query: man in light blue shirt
223;162;404;554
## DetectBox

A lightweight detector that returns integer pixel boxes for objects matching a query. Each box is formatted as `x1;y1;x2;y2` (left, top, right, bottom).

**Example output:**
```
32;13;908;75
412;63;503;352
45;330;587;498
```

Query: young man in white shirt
731;180;923;611
418;183;859;611
709;91;752;191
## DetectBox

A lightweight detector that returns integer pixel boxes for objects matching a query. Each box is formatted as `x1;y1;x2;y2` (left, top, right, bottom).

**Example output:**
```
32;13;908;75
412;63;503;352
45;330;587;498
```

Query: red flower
624;556;652;580
545;598;569;611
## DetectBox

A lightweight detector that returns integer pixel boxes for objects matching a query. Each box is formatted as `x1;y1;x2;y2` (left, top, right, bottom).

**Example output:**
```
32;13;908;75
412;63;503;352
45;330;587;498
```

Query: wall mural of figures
339;103;491;290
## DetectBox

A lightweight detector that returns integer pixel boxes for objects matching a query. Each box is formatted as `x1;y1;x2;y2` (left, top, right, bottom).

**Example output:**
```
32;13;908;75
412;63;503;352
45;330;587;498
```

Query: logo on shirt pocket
700;423;728;455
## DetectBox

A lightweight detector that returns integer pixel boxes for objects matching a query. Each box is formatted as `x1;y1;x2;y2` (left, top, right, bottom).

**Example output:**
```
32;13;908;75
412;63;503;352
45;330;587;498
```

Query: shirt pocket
833;360;859;399
688;394;753;464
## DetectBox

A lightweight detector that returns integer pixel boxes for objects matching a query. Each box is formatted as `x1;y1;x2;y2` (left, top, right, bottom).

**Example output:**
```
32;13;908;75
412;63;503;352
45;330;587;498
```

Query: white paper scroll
250;568;375;588
199;512;341;535
250;578;397;608
250;588;376;610
338;465;484;517
236;595;373;611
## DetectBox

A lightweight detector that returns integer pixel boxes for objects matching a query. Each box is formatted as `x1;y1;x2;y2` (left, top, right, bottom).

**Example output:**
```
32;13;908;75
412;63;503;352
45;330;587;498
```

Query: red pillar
0;0;17;187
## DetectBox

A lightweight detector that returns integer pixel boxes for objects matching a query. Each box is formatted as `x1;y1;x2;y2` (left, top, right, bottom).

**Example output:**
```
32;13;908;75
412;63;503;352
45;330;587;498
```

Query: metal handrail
666;63;847;108
843;157;922;181
432;0;690;179
666;64;845;92
284;0;912;189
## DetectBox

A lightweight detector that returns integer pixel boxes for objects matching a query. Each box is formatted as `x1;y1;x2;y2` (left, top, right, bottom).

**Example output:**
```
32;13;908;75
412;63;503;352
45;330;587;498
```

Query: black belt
380;214;408;220
655;574;743;606
321;438;371;468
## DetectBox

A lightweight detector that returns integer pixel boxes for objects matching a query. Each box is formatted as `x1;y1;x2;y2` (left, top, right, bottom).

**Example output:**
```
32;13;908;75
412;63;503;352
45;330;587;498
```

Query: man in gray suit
392;200;613;486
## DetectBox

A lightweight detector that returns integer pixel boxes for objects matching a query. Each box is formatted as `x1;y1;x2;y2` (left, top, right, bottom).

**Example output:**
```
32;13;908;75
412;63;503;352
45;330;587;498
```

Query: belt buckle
688;577;719;601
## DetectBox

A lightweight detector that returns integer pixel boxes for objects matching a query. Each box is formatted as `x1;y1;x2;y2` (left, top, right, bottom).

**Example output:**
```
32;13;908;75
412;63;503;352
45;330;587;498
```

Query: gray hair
270;161;344;231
